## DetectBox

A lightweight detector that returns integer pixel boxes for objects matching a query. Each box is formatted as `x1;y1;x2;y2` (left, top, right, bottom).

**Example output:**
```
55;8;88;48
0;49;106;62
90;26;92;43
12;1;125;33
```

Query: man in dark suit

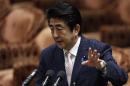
36;2;128;86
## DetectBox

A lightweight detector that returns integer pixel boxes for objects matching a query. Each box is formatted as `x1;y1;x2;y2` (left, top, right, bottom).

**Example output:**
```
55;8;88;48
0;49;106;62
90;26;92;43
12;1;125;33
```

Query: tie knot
64;51;69;56
66;52;73;59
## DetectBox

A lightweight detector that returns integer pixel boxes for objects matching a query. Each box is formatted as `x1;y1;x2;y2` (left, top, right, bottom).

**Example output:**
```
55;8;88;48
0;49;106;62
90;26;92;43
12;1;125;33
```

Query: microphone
42;70;55;86
53;71;65;86
22;69;37;86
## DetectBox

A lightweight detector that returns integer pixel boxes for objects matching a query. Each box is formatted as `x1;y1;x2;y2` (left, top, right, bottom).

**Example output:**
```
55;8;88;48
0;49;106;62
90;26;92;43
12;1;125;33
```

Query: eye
56;25;65;30
56;27;64;30
49;24;65;32
49;27;53;30
49;25;54;30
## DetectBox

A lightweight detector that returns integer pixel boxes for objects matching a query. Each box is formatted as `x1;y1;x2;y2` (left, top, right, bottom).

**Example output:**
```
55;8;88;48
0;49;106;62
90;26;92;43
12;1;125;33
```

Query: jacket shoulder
82;36;111;54
39;44;58;59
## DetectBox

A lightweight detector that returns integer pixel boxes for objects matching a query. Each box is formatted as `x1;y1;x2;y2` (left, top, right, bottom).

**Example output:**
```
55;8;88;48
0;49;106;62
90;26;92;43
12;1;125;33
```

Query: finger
81;60;89;65
94;53;100;61
89;47;93;54
93;53;100;64
93;49;97;56
93;49;99;61
88;47;92;59
90;53;94;60
89;49;97;61
97;53;100;58
81;60;92;66
92;49;97;60
93;53;101;64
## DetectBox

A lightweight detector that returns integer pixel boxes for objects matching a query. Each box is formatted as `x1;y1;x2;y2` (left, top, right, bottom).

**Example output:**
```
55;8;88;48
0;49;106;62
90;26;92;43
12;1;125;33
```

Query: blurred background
0;0;130;86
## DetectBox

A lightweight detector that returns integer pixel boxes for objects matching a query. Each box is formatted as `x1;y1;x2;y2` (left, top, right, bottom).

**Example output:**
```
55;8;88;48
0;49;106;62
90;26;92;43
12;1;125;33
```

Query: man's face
49;18;79;50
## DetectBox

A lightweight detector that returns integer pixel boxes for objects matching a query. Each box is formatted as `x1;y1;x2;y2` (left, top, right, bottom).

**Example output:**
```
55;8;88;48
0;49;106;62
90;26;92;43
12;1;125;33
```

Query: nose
53;29;58;38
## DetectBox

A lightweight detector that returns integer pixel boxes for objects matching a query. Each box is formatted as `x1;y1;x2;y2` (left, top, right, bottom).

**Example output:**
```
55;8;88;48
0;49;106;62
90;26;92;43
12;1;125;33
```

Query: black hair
46;2;82;35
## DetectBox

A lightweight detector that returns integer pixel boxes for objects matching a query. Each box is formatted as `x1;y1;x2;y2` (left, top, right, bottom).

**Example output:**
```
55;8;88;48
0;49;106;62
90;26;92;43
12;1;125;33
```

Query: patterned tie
65;52;73;86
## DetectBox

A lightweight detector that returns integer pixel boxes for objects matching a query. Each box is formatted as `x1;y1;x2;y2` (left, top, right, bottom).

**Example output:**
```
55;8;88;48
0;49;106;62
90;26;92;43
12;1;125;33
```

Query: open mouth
56;41;63;44
55;40;63;45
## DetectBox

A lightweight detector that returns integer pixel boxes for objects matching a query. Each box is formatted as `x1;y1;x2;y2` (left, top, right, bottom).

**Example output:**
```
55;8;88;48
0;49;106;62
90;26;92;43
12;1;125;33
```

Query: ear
73;24;80;35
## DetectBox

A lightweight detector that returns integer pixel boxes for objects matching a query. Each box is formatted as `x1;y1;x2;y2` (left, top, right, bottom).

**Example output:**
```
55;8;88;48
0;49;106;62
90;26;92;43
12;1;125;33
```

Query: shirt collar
63;36;81;56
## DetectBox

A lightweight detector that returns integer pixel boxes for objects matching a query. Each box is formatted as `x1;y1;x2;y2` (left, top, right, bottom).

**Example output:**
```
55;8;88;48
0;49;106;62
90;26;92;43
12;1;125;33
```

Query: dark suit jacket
36;36;128;86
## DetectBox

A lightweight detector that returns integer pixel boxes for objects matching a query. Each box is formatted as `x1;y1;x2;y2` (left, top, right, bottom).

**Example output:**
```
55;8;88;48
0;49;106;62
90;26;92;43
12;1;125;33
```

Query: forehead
49;18;66;25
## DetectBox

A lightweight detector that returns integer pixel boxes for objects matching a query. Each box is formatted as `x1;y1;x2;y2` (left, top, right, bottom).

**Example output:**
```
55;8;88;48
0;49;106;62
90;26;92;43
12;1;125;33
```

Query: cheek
65;35;72;41
64;35;74;45
62;31;74;42
69;34;75;40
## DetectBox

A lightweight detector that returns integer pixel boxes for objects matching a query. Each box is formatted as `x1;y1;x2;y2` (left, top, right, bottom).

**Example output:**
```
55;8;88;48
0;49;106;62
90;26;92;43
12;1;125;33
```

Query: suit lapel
54;47;65;70
71;36;90;84
53;46;68;85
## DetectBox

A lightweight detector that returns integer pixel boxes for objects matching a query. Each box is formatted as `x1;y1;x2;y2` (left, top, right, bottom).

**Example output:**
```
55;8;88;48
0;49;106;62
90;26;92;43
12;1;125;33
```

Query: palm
82;47;101;68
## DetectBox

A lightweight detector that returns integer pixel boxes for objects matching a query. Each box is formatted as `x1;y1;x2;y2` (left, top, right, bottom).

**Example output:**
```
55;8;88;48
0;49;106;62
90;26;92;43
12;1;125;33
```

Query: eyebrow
49;24;64;28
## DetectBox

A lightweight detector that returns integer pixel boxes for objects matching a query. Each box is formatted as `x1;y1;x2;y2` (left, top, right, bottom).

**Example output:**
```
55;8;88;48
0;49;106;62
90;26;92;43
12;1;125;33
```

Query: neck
66;36;79;51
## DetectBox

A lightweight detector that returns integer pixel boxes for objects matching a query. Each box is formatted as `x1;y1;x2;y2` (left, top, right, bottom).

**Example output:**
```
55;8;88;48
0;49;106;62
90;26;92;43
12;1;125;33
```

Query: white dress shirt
63;37;81;85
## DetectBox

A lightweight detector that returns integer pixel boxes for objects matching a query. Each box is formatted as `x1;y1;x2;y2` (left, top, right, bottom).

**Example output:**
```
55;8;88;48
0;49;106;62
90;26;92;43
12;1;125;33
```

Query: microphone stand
42;76;49;86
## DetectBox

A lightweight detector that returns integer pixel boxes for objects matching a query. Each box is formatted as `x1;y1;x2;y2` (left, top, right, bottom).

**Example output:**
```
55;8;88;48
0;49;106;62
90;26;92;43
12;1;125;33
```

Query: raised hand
82;47;103;69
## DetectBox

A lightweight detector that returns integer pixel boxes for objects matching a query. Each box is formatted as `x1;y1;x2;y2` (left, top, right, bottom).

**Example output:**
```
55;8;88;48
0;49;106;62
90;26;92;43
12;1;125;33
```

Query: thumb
81;60;89;65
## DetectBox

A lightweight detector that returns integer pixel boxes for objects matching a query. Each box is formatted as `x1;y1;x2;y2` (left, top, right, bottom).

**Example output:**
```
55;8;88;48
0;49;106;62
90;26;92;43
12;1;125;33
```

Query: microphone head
45;70;55;77
57;71;65;79
22;69;37;86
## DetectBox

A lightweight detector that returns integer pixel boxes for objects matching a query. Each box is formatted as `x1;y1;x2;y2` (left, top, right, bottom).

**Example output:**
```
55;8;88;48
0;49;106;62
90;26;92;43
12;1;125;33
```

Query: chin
56;44;64;49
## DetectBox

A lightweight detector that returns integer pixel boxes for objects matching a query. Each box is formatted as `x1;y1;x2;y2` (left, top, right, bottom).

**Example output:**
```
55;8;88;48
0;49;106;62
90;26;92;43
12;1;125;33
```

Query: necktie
65;52;73;86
